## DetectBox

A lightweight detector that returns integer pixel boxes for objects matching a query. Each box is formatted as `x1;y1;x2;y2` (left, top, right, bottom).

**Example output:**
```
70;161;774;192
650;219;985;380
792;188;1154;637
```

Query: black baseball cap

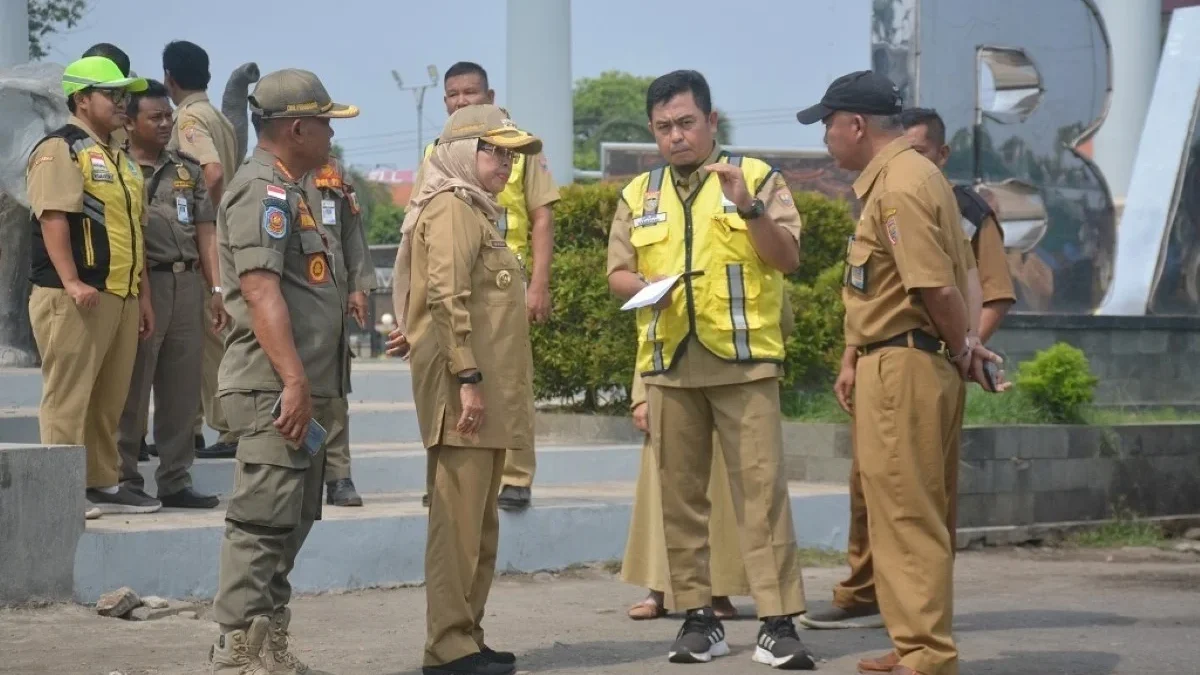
796;70;903;125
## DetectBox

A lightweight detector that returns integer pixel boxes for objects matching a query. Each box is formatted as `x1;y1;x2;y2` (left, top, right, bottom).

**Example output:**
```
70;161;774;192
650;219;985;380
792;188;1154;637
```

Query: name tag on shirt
176;196;190;223
633;212;667;227
321;199;337;225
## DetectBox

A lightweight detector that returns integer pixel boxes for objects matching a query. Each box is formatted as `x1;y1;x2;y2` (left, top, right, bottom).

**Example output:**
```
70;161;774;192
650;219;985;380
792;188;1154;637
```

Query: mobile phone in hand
271;394;327;456
983;361;999;392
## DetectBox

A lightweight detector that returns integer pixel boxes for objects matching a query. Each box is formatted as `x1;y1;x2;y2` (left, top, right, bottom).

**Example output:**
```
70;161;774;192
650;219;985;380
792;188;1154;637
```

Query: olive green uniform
171;91;241;446
211;147;348;631
116;149;214;494
303;161;375;483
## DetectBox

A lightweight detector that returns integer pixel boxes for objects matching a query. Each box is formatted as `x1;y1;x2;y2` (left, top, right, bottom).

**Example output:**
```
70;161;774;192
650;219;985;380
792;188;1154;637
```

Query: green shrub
783;264;846;389
552;182;622;250
530;246;634;409
792;191;855;286
1014;342;1099;423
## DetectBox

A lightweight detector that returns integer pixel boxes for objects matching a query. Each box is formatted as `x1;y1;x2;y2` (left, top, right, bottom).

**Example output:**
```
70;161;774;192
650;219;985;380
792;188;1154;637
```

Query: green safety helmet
61;56;148;97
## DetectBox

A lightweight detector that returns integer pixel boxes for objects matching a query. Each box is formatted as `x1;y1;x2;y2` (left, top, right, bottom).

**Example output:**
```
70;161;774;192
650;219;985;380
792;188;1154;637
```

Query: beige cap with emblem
249;68;359;119
439;104;541;154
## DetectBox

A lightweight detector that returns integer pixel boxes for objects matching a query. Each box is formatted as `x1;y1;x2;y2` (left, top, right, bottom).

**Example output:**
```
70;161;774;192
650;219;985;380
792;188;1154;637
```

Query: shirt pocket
629;222;669;249
479;245;523;304
844;237;873;294
706;263;764;330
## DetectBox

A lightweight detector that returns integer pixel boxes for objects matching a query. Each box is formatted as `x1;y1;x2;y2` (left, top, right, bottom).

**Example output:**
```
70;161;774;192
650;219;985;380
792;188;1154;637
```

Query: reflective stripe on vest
424;140;530;259
621;153;785;375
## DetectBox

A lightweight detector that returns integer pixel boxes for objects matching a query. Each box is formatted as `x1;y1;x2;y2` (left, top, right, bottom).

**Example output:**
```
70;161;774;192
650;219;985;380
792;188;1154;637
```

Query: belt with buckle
857;330;947;357
150;260;198;273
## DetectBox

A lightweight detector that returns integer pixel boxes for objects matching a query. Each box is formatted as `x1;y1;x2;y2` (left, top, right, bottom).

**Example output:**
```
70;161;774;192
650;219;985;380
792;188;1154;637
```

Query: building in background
366;168;414;208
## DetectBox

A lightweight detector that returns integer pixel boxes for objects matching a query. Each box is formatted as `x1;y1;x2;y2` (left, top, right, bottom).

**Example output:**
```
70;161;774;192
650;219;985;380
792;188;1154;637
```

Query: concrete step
73;481;851;603
135;442;642;497
0;360;414;410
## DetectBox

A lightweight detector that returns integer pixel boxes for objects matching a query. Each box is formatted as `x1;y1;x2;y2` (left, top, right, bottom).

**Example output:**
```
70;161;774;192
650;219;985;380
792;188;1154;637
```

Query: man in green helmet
26;56;159;518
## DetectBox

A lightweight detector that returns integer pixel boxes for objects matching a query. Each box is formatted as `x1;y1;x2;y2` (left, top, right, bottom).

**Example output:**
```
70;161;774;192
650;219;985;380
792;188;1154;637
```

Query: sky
40;0;871;173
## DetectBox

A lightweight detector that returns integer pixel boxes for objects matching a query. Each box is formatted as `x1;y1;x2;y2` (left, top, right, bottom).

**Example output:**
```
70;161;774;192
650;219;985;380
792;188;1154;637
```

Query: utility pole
391;65;440;165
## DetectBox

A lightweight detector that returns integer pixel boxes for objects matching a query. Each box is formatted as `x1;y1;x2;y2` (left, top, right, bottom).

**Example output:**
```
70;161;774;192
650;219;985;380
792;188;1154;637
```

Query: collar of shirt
178;91;210;110
251;146;302;184
853;136;914;200
68;114;124;156
671;143;724;196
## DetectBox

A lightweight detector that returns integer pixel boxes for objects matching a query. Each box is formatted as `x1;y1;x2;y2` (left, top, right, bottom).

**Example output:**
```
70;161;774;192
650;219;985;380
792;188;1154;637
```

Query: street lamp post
391;65;440;165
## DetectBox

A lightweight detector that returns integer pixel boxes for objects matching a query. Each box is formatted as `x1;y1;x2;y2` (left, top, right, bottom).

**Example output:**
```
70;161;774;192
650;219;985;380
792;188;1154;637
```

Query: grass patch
1067;519;1168;549
797;547;848;568
784;388;1200;426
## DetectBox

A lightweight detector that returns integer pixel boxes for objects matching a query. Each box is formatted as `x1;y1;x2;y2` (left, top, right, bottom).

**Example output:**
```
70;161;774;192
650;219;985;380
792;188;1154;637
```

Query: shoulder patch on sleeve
262;198;289;239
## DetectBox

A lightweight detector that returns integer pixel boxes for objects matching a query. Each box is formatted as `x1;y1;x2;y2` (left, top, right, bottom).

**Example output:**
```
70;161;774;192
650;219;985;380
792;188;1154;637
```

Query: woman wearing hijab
387;104;540;675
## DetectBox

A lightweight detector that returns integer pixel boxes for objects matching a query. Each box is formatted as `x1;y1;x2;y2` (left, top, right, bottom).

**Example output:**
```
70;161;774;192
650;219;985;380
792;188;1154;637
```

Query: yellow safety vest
29;124;145;297
621;154;785;375
424;140;530;259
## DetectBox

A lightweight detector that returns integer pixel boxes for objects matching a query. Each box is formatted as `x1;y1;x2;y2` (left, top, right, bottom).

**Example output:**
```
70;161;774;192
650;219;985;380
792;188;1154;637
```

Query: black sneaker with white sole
86;486;162;514
668;607;730;664
753;617;816;669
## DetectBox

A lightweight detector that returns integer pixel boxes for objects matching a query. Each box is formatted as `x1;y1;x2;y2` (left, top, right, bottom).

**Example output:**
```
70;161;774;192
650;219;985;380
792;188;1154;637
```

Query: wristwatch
210;286;223;295
737;198;765;220
457;371;483;385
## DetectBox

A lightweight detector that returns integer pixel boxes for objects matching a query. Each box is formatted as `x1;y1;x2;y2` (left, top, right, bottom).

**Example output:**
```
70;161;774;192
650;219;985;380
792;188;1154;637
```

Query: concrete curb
73;492;850;603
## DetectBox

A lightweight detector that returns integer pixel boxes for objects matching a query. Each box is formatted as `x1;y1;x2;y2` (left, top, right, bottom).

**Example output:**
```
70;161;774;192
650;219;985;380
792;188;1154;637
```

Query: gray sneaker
797;603;883;630
87;486;162;514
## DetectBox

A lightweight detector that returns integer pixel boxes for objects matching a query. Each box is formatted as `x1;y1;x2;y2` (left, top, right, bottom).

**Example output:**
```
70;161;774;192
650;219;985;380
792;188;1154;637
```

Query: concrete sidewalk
3;547;1197;674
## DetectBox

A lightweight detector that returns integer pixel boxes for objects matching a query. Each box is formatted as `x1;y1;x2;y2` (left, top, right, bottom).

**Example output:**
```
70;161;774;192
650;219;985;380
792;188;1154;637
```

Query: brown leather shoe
857;651;899;673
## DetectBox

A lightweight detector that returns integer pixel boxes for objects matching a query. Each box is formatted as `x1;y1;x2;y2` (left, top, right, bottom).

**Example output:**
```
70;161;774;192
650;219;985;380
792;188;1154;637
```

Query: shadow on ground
963;650;1121;674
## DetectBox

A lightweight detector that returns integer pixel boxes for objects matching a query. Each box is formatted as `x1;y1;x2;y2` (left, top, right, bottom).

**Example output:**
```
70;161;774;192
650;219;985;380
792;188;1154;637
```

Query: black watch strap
738;198;765;220
457;371;483;384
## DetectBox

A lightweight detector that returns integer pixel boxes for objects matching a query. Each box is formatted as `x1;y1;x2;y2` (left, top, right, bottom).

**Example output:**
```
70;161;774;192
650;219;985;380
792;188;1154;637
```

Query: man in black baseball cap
796;70;905;172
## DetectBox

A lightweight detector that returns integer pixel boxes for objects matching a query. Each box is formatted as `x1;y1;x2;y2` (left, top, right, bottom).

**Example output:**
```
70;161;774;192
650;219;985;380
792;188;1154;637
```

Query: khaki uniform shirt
26;115;123;218
217;147;347;399
405;191;534;451
607;144;802;388
842;137;973;346
170;92;240;182
138;149;214;265
976;215;1016;305
303;162;376;296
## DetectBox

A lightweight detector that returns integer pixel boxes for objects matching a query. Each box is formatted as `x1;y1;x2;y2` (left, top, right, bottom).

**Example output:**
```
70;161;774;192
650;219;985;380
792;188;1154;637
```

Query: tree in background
331;143;404;245
573;70;734;171
28;0;87;60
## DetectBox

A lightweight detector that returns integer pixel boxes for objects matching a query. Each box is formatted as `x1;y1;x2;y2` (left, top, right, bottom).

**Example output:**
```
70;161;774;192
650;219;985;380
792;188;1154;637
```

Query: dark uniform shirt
139;149;214;265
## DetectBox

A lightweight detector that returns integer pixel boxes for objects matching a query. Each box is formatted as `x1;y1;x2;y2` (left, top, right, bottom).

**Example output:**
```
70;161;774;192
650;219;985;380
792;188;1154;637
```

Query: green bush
792;191;855;286
783;264;846;389
530;246;635;409
1014;342;1099;423
552;182;622;250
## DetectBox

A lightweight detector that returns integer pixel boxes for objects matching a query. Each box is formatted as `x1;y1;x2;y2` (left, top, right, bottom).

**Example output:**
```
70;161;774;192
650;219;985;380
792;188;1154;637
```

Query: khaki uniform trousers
212;392;337;631
834;387;965;611
323;397;351;481
115;269;204;495
29;286;139;489
501;445;535;488
425;446;504;667
622;431;749;604
648;377;805;618
852;348;964;675
194;299;234;444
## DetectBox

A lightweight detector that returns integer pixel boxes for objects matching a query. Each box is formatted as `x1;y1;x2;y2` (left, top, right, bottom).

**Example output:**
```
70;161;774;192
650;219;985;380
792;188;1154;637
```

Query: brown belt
857;330;947;357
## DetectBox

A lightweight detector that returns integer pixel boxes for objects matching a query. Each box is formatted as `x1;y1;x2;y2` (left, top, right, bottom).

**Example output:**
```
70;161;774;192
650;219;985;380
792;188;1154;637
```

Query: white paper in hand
621;274;684;311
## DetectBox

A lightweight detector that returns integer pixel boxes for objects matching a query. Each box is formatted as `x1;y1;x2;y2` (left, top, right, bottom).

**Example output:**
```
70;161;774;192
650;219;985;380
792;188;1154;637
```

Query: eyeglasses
478;140;515;162
92;87;131;106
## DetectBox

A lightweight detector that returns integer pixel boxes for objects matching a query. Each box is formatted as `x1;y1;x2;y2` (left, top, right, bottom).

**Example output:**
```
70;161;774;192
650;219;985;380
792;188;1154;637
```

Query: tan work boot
263;607;310;674
209;616;271;675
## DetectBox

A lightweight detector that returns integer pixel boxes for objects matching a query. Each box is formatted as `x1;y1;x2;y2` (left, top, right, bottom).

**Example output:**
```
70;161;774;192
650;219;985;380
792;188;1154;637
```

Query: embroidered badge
176;165;190;180
31;155;54;168
496;270;512;290
884;208;899;245
314;164;342;190
633;212;667;228
183;125;196;143
298;200;317;230
778;188;793;207
345;187;361;215
643;191;659;213
262;205;288;239
306;253;329;284
89;153;112;182
173;179;193;189
266;184;287;201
